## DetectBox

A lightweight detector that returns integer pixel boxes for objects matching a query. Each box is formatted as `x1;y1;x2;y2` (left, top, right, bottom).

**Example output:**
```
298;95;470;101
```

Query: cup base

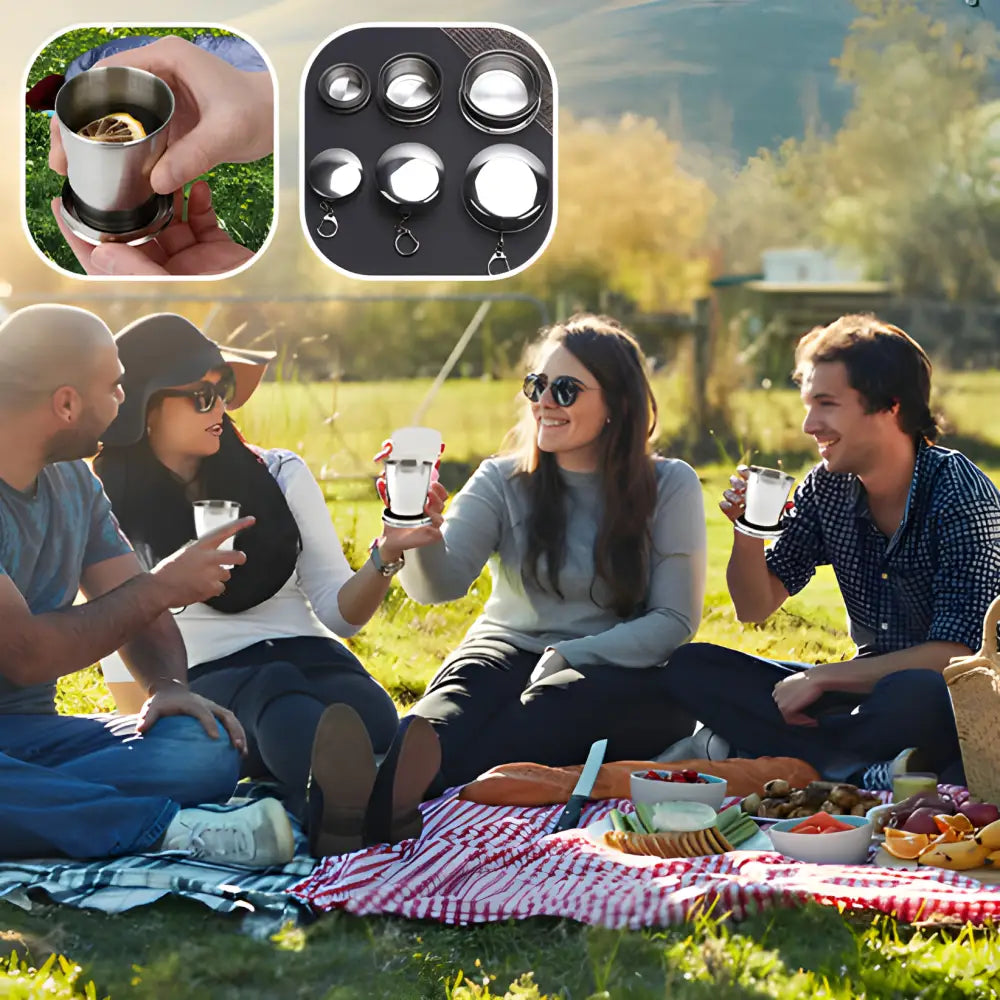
60;180;173;246
733;514;786;540
382;510;432;529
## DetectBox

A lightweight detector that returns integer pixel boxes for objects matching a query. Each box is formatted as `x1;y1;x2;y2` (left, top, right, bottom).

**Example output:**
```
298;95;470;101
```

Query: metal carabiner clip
394;215;420;257
316;200;340;239
487;234;510;275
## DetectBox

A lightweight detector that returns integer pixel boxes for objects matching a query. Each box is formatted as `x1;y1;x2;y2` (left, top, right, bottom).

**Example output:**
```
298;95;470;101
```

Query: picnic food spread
601;801;760;859
741;779;882;820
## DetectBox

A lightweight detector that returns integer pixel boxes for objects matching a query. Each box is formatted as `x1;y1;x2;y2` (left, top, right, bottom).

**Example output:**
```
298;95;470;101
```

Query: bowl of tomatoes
767;812;873;864
630;768;728;810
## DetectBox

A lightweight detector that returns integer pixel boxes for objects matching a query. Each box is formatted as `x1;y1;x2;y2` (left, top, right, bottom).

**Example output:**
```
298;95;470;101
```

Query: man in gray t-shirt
0;305;293;866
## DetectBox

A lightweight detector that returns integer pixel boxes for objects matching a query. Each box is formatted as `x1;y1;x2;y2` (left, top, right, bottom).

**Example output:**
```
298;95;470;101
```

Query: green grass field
5;373;1000;999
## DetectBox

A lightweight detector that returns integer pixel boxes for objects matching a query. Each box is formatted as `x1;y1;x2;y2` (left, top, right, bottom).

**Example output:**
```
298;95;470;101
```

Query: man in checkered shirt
662;314;1000;788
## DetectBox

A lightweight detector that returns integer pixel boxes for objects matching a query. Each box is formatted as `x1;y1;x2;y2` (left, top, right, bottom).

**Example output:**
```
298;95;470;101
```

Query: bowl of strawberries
630;768;728;810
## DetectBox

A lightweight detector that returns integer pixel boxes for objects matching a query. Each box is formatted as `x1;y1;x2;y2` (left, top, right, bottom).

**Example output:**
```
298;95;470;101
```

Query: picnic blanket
0;810;316;938
290;786;1000;927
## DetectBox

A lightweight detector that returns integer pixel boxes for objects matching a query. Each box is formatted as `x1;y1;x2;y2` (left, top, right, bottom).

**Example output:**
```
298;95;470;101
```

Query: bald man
0;305;293;866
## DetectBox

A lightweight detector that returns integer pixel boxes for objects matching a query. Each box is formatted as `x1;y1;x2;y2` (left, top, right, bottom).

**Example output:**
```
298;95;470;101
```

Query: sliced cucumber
634;802;656;835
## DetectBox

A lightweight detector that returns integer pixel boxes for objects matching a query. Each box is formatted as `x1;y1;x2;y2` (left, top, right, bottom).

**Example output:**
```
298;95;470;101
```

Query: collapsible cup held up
54;66;175;242
734;466;795;540
381;427;441;528
193;500;241;551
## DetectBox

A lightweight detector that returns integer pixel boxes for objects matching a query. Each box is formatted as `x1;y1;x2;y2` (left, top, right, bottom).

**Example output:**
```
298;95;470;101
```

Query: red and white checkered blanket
289;789;1000;927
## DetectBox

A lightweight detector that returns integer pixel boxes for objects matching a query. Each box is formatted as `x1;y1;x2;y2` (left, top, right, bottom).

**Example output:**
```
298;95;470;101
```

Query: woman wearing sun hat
94;313;442;857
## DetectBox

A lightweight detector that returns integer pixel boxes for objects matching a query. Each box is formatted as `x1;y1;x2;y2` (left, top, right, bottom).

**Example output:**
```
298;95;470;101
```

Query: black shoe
363;716;441;848
306;704;378;858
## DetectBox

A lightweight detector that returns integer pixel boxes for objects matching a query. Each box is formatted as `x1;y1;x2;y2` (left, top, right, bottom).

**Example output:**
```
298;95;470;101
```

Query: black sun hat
102;313;275;447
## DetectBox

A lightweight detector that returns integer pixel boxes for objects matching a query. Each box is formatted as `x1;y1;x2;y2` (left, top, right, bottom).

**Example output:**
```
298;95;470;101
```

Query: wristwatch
369;538;405;577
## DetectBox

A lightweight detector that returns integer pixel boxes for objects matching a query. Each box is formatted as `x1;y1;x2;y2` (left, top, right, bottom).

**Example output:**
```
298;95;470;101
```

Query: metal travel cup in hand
54;66;175;243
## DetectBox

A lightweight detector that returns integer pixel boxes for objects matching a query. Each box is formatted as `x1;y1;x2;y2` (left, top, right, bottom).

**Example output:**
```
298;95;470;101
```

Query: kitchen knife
551;738;608;833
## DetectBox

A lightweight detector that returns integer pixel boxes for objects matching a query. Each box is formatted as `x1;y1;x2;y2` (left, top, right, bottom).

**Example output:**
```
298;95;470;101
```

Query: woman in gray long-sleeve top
390;314;707;788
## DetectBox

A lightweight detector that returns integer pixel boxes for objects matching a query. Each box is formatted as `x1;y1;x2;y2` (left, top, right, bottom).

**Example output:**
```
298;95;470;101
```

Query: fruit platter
872;790;1000;879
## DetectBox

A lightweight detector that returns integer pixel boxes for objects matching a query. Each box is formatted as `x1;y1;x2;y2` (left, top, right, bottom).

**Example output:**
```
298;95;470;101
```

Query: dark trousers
661;642;964;784
409;639;696;789
189;637;399;818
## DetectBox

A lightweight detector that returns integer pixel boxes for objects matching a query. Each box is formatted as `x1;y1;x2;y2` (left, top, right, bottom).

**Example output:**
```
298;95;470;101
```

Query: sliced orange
883;830;932;860
934;813;974;835
77;112;146;143
925;828;966;849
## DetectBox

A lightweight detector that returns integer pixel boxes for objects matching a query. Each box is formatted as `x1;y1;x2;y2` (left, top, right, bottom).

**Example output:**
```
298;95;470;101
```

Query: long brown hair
509;314;659;617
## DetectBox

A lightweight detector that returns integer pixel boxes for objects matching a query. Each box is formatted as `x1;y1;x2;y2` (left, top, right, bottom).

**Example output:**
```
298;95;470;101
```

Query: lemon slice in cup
77;112;147;143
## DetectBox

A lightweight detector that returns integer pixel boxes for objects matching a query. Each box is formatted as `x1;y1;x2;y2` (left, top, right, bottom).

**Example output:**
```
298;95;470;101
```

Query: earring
605;417;611;425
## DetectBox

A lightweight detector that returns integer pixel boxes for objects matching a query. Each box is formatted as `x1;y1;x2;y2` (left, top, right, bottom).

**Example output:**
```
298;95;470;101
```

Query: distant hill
548;0;998;160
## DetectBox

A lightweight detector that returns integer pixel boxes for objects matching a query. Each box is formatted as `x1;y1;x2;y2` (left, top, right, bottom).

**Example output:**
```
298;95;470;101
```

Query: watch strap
370;540;405;577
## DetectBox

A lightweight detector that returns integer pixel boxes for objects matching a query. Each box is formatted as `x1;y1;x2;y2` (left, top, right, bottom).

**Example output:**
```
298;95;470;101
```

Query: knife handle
552;794;588;833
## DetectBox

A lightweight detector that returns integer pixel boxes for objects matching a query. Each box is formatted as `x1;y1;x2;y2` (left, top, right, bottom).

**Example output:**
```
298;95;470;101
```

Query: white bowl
767;814;873;865
630;770;728;810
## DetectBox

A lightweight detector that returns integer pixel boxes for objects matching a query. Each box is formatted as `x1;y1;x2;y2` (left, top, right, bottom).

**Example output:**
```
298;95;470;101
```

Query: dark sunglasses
522;373;592;408
157;372;236;414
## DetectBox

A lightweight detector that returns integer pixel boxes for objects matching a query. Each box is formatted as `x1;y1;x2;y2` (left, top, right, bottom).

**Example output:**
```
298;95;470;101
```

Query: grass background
23;26;274;275
7;372;1000;998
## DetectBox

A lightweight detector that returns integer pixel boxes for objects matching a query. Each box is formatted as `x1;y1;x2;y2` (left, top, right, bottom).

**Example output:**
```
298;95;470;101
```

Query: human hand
719;465;749;523
137;680;247;752
772;671;823;726
528;648;568;686
52;182;255;276
49;35;274;193
151;516;254;607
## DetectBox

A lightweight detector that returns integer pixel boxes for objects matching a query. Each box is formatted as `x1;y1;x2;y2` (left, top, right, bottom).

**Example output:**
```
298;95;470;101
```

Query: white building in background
760;248;864;285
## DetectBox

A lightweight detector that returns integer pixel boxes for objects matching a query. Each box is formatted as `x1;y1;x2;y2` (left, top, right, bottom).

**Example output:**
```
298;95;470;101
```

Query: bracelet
369;538;405;577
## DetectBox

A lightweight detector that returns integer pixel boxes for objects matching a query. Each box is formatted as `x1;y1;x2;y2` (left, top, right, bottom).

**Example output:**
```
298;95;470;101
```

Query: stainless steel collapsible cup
459;50;542;134
463;144;549;274
377;54;442;126
317;63;371;114
375;143;444;256
307;148;364;239
54;66;175;244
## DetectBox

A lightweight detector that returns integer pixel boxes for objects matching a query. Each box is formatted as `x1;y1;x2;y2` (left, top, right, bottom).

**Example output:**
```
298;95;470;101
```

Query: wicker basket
944;596;1000;804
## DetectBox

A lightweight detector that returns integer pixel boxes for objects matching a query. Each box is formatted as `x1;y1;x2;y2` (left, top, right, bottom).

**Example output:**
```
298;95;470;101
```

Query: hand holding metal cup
193;500;242;551
731;465;796;540
374;428;444;528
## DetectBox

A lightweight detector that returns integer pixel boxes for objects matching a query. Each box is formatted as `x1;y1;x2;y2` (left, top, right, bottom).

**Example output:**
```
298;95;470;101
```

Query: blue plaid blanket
0;801;317;937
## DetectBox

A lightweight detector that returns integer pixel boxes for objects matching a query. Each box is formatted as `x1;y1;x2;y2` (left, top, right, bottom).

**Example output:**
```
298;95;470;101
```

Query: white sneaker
161;798;295;868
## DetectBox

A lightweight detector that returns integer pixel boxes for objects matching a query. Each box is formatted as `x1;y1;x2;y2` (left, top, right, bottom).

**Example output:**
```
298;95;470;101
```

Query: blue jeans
662;643;964;784
0;713;240;859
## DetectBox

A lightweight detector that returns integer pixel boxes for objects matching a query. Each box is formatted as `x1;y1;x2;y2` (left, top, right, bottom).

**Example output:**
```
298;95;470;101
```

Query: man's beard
45;424;102;463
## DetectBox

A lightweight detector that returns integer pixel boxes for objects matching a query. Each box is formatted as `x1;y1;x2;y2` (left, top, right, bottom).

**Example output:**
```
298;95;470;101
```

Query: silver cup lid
317;63;371;113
